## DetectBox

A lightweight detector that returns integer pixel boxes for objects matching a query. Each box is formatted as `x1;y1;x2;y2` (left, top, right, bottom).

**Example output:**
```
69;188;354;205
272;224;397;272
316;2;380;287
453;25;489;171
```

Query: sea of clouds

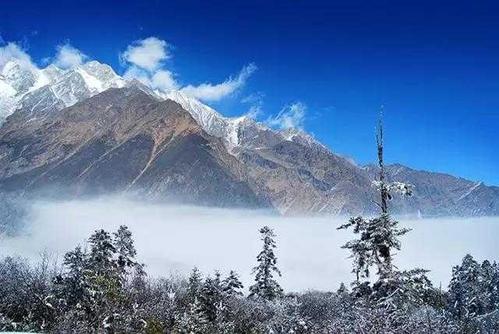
1;197;498;292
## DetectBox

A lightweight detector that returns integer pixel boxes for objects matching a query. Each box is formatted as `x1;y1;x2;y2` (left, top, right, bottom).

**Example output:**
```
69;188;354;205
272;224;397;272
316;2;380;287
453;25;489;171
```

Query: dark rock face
0;87;269;209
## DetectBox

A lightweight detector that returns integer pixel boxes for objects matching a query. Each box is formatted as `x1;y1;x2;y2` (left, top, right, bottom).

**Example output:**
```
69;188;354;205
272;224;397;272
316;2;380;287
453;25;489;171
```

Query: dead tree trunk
376;111;389;214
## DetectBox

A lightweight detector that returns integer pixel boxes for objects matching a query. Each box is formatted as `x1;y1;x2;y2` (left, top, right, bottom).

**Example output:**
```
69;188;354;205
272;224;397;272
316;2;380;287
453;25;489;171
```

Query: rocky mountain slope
365;164;499;216
0;60;497;216
0;86;269;208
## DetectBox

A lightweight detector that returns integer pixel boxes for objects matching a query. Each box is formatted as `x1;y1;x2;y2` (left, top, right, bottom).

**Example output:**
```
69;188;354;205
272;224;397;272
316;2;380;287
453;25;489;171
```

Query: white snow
166;90;251;150
75;67;104;92
0;60;127;123
458;181;483;201
0;78;17;122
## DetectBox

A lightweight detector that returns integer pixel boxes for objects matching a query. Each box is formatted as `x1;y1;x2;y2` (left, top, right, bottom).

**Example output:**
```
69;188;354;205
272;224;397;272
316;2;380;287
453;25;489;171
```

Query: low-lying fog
1;198;498;292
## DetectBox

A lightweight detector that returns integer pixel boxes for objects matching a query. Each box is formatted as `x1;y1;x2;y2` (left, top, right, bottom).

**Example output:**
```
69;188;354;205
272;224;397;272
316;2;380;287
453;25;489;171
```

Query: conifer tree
88;229;116;276
448;254;481;321
200;274;224;321
481;260;499;313
249;226;283;301
55;246;89;309
175;297;209;334
113;225;138;274
187;267;203;302
338;113;412;283
54;227;144;332
222;270;244;297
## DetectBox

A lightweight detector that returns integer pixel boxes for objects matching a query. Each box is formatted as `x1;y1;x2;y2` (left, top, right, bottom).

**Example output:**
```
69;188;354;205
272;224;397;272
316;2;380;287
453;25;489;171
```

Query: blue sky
1;0;498;185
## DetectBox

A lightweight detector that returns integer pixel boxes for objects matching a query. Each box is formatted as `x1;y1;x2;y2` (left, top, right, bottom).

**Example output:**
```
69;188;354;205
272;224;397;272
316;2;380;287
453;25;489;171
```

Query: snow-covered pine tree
448;254;482;325
337;282;348;295
222;270;244;297
54;245;90;310
445;255;499;332
88;229;117;277
174;297;209;334
199;274;224;321
249;226;283;301
113;225;139;275
55;231;118;331
335;112;438;320
55;227;143;332
187;267;203;302
480;260;499;314
338;113;412;285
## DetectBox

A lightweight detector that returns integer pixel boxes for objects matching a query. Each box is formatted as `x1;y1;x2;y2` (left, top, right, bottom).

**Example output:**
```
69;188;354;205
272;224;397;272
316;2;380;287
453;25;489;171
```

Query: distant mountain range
0;59;497;216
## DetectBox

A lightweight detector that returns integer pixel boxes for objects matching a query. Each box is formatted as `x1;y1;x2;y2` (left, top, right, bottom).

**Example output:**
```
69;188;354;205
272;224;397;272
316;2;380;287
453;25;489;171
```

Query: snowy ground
1;198;498;292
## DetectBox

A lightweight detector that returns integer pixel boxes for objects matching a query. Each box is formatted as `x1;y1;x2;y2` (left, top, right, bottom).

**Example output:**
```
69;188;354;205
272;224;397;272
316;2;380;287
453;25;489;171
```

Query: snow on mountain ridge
164;90;249;149
0;60;126;123
2;59;49;95
0;59;326;155
162;90;327;153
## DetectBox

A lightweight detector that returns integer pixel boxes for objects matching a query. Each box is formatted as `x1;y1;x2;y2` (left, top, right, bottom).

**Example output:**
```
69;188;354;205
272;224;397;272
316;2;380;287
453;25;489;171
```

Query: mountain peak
2;59;39;95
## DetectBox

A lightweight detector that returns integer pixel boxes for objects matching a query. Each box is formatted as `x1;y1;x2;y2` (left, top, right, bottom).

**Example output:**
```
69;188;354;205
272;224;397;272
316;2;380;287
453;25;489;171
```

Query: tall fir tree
113;225;138;274
187;267;203;302
222;270;244;297
199;274;224;322
55;245;89;310
88;229;116;276
339;114;412;279
338;112;417;300
448;254;482;321
249;226;283;301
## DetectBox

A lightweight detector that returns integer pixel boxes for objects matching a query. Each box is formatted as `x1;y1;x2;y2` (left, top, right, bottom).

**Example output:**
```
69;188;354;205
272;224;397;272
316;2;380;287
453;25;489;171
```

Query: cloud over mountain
53;43;87;69
0;42;35;71
180;63;257;102
267;102;307;130
120;37;257;102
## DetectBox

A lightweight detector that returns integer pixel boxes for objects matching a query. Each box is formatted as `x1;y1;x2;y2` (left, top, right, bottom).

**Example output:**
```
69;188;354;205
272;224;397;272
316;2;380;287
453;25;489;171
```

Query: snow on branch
372;181;414;197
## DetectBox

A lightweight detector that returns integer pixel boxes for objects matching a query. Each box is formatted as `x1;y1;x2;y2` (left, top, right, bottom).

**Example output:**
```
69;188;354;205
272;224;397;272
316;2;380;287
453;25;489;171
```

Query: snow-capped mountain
0;60;125;123
0;59;323;153
0;59;497;216
0;60;46;120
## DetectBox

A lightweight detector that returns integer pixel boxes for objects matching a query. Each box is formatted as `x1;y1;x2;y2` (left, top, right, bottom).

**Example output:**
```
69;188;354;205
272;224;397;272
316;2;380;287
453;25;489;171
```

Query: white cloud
241;92;265;119
180;63;257;102
267;102;307;130
121;37;170;72
120;37;256;101
122;66;152;86
1;42;86;73
123;66;178;92
0;42;35;71
54;43;87;69
151;69;178;91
